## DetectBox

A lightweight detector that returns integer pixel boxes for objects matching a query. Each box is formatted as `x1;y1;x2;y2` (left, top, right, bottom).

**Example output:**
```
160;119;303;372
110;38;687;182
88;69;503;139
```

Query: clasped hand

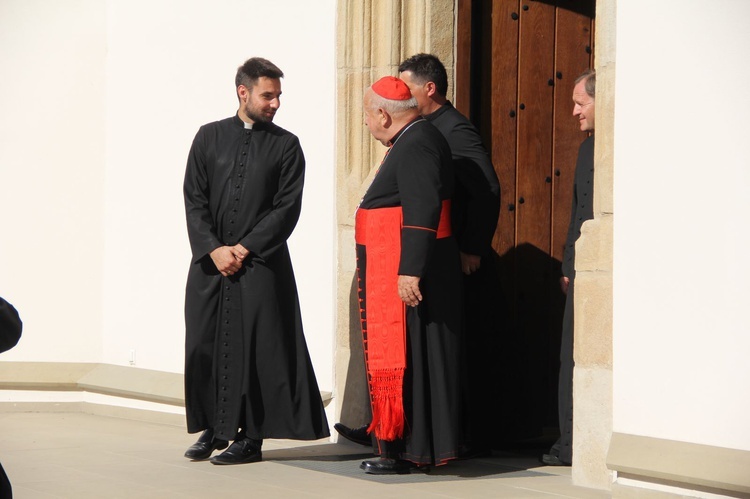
210;244;250;277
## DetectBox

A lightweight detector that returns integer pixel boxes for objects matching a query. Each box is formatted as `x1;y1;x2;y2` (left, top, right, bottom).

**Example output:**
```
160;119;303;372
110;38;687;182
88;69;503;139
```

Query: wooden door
456;0;594;444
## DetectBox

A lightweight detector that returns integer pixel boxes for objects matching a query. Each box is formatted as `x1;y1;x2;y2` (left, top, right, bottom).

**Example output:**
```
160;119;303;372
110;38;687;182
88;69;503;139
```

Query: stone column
571;0;615;489
333;0;455;430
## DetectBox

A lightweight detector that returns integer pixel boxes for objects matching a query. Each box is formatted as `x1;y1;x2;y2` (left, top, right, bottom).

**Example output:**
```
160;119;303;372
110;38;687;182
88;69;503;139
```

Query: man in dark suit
542;69;596;467
399;54;501;457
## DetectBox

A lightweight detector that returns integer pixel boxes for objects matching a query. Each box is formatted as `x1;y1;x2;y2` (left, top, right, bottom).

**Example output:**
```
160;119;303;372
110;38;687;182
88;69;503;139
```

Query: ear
379;108;391;127
425;81;438;98
238;85;249;102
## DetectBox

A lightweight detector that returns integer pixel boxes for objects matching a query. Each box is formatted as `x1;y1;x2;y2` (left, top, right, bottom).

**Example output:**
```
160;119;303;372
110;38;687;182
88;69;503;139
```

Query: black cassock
357;118;463;466
425;102;502;450
183;114;329;442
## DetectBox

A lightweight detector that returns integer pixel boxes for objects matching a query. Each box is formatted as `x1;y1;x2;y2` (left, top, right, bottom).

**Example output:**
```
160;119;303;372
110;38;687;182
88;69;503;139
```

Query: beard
245;103;275;124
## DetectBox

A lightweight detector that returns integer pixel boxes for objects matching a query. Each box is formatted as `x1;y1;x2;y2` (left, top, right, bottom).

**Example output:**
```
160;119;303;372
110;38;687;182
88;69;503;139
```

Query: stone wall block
576;216;613;272
427;0;454;62
573;366;614;489
401;0;426;57
574;270;613;368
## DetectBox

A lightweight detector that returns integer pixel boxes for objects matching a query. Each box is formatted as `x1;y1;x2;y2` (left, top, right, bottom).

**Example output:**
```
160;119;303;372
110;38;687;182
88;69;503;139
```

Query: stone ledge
0;362;332;408
607;432;750;496
0;401;186;427
0;362;184;406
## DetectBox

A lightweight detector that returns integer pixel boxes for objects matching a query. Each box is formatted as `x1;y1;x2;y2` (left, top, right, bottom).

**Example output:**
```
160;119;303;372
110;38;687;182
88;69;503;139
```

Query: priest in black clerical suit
543;69;596;467
399;54;501;457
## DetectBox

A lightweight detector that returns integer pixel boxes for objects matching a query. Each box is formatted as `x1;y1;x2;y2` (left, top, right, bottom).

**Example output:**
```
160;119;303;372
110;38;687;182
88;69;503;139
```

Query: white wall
1;0;336;392
0;0;106;362
614;0;750;451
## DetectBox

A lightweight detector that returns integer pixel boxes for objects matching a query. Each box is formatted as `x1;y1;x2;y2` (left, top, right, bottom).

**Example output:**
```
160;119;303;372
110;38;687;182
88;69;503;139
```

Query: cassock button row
223;343;228;347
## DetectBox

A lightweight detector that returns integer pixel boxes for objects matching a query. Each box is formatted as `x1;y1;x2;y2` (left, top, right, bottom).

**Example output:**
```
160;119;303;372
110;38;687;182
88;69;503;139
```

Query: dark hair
398;53;448;97
235;57;284;89
575;69;596;98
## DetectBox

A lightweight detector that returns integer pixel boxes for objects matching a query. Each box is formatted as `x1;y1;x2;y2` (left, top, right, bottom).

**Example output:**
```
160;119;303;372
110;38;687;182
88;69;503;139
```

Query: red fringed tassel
367;368;405;441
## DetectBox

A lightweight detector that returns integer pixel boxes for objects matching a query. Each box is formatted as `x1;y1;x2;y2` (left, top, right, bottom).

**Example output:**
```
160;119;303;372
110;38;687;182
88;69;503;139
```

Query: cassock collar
387;116;424;146
232;113;270;131
423;101;455;122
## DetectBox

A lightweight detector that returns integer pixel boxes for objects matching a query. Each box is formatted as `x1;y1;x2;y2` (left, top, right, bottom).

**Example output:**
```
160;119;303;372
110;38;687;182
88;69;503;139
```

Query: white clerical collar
244;122;253;130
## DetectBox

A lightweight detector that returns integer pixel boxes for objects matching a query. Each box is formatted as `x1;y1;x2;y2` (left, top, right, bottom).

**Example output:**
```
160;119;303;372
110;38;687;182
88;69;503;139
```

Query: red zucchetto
371;76;412;100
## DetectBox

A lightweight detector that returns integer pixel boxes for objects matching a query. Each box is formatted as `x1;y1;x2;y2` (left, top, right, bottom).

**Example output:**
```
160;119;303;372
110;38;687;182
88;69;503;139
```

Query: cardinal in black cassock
356;76;463;474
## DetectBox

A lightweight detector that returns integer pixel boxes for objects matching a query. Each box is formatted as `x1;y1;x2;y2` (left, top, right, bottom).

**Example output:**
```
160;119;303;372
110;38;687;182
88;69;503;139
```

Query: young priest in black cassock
182;57;329;465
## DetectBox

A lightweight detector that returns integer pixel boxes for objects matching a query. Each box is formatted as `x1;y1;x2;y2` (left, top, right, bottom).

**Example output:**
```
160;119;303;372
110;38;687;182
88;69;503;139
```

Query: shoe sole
363;466;412;475
210;454;262;465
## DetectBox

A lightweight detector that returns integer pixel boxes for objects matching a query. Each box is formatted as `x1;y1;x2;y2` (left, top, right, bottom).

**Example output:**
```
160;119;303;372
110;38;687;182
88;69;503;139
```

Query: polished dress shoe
334;423;371;446
540;453;571;466
210;437;262;465
360;457;416;475
184;429;228;460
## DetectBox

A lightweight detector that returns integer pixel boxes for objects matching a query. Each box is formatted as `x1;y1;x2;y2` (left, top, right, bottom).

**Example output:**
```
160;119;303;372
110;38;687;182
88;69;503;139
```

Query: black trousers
552;278;574;464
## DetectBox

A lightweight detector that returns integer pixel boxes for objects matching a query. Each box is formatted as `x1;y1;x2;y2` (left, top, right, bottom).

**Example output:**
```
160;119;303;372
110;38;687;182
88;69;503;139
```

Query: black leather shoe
360;457;416;475
540;453;571;466
334;423;371;446
184;429;228;460
210;437;262;465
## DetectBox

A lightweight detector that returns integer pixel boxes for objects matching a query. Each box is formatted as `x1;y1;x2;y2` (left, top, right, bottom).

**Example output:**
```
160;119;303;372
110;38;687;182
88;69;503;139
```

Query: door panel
455;0;594;444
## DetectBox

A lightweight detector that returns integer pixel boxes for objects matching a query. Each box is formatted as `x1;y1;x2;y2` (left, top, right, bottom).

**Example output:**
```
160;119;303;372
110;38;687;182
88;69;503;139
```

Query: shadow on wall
337;275;372;428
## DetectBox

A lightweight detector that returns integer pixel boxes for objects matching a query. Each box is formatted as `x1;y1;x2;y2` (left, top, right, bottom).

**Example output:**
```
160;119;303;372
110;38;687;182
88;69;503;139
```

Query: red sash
354;200;451;441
